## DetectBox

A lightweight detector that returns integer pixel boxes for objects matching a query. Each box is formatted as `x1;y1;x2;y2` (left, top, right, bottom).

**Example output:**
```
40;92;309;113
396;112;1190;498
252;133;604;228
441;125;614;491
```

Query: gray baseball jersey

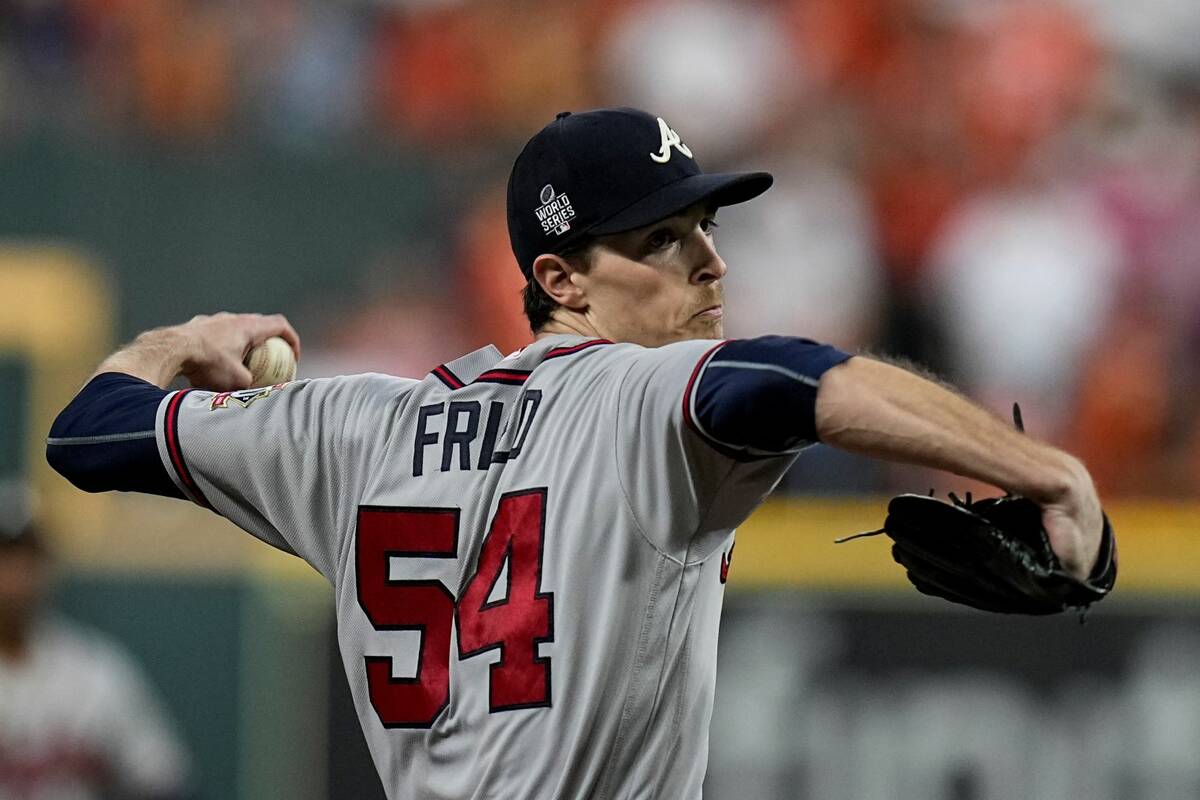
153;334;806;799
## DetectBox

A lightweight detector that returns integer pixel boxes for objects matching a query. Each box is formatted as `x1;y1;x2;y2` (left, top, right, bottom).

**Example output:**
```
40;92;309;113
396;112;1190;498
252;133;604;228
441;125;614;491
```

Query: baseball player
0;500;190;800
46;108;1111;799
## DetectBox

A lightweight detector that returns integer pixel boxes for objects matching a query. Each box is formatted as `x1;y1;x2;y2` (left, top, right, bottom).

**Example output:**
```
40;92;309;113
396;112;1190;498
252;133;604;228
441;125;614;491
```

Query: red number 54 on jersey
354;489;554;728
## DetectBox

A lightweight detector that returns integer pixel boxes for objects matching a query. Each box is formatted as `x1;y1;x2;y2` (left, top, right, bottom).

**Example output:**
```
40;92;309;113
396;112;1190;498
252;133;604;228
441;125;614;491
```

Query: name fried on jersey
412;390;542;477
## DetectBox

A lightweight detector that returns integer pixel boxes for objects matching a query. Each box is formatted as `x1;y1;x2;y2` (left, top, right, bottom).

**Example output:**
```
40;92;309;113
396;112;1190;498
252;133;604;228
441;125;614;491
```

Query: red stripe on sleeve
165;390;211;509
681;341;728;437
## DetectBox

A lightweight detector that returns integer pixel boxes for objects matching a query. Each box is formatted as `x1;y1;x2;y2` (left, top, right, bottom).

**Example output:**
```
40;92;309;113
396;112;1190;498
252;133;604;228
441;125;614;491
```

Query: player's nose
691;231;727;285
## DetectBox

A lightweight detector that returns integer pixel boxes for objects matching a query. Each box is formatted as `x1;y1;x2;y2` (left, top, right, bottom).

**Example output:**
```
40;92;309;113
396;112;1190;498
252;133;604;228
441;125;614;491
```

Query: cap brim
587;171;773;236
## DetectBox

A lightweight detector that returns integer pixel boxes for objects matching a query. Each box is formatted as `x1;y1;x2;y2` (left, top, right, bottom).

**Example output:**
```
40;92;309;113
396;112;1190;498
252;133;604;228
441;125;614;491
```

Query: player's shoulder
533;335;721;375
306;373;426;426
303;371;418;392
604;337;725;384
512;338;724;409
278;372;419;406
182;372;416;412
413;337;723;395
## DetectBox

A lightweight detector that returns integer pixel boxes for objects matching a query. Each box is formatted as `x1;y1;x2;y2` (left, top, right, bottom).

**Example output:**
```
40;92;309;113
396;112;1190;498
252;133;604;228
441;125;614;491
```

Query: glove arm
814;356;1083;504
816;357;1106;579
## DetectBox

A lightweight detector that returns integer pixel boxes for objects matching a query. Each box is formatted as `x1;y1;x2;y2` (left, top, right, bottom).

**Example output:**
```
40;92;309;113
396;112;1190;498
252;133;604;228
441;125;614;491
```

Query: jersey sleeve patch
208;383;291;410
684;336;852;459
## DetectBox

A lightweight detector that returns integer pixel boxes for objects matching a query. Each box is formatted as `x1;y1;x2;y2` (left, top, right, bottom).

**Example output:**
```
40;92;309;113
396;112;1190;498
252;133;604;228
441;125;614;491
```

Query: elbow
46;448;107;493
46;416;111;494
45;372;175;497
813;357;861;446
45;385;128;494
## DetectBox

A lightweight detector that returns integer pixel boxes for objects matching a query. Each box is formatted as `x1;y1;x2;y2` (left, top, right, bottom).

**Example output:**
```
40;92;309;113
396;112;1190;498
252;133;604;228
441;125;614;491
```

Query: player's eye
700;218;719;235
646;228;676;250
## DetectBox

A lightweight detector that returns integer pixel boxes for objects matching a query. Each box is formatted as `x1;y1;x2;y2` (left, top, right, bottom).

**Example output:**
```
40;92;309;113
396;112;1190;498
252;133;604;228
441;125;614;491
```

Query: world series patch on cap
506;107;773;278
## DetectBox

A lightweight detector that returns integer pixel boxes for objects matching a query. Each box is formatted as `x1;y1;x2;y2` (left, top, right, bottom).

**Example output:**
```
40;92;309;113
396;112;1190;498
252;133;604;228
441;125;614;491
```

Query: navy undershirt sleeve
690;336;852;458
46;372;183;497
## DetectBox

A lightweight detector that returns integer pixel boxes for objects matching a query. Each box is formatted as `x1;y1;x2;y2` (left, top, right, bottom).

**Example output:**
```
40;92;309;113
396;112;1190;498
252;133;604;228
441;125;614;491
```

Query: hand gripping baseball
178;313;301;391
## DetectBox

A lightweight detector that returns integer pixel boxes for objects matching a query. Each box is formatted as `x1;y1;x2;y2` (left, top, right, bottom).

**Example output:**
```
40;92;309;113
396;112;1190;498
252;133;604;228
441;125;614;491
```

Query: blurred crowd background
2;0;1198;498
2;1;1200;799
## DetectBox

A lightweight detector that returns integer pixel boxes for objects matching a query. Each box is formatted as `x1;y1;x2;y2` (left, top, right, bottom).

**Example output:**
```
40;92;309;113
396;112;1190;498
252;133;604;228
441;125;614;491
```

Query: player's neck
536;313;602;341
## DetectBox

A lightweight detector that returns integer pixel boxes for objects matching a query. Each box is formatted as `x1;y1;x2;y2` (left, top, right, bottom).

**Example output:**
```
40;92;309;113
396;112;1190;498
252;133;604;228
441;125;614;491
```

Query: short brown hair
522;239;596;333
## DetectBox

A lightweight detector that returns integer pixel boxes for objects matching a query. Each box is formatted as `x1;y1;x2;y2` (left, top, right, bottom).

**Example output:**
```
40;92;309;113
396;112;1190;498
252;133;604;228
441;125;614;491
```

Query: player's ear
531;253;587;311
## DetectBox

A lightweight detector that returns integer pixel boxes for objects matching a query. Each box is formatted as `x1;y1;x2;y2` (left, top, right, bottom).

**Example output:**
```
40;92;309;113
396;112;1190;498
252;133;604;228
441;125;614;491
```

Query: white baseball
243;336;297;387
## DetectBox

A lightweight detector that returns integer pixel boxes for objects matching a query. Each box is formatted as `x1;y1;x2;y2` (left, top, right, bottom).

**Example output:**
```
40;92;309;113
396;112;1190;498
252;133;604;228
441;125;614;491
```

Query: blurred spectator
1064;294;1172;495
372;1;590;148
923;183;1122;438
0;0;1197;496
1061;68;1200;495
127;0;234;139
315;247;473;379
1086;69;1200;339
469;0;591;135
243;1;366;149
856;1;966;290
601;0;802;164
783;0;909;95
1073;0;1200;77
719;159;883;351
371;5;488;145
0;487;191;800
0;0;83;134
951;2;1099;183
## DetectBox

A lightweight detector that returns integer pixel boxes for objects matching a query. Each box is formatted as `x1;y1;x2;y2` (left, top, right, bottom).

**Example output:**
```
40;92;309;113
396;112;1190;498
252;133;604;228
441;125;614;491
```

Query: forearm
50;326;201;494
815;357;1083;504
95;326;194;389
51;312;300;498
97;312;300;392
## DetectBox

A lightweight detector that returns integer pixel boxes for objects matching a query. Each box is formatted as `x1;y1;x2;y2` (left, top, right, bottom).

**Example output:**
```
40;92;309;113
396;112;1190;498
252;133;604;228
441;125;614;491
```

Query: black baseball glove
840;406;1117;617
867;491;1117;616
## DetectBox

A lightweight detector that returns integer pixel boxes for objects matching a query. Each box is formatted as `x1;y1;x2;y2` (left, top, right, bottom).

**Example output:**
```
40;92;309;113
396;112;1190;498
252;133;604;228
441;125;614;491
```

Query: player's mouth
694;305;723;320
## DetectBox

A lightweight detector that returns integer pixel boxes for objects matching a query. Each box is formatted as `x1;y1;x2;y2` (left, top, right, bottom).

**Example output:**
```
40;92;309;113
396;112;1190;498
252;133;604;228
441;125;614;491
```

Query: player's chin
683;316;723;340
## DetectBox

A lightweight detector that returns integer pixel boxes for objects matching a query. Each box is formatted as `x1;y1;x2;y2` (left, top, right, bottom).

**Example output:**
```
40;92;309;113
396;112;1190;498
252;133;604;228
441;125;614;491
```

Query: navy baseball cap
506;107;773;278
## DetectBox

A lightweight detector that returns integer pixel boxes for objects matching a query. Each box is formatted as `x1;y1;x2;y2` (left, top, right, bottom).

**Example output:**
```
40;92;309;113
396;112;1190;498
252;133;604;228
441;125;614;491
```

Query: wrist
136;325;197;378
161;324;204;376
1022;450;1087;507
97;325;200;389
